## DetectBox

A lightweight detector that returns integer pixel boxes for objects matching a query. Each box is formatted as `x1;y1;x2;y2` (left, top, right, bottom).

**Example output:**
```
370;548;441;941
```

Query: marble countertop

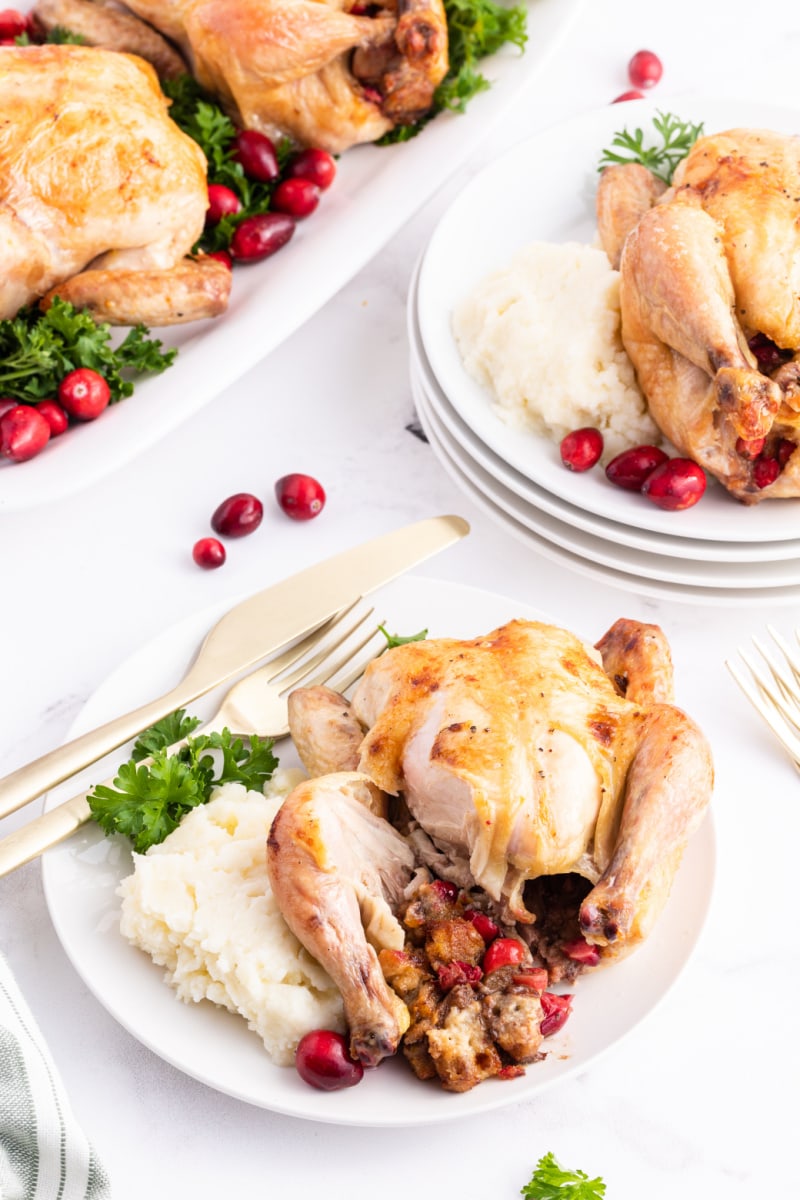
2;0;799;1195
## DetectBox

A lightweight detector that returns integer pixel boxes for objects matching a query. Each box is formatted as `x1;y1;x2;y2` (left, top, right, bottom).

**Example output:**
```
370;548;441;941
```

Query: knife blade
0;514;469;820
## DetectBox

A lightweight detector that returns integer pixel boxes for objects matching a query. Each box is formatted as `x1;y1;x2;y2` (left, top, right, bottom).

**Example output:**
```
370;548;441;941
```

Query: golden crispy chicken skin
268;619;713;1066
598;128;800;502
0;45;230;326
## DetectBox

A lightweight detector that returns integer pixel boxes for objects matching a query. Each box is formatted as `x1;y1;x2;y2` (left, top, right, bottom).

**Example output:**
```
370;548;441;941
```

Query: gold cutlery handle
0;793;92;877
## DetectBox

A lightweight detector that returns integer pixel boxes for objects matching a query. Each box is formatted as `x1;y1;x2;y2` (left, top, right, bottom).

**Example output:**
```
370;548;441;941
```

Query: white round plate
416;95;800;543
43;575;714;1124
0;0;585;514
408;262;800;567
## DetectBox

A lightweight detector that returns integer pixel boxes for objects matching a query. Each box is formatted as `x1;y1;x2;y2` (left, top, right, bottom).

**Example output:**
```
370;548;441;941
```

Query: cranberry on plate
295;1030;364;1091
627;49;663;89
210;492;264;538
275;473;326;520
192;537;226;569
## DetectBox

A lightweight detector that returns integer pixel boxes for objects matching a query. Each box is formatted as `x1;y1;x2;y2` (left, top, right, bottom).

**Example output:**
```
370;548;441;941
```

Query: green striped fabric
0;954;111;1200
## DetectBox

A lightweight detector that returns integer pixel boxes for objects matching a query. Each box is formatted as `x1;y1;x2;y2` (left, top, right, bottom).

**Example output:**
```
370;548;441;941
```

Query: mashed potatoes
117;769;344;1066
452;241;659;461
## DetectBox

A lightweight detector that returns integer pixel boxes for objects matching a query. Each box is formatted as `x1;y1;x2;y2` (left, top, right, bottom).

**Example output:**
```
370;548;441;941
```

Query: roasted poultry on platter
597;128;800;503
0;44;230;325
267;618;713;1084
34;0;450;154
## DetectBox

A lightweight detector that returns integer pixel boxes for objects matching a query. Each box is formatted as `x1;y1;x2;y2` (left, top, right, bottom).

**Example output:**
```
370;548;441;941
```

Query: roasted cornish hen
267;619;713;1072
597;128;800;502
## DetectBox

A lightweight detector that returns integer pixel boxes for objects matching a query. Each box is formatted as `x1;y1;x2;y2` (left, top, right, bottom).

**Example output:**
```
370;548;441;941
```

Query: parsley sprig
598;110;705;185
0;299;176;404
87;710;279;852
379;625;428;649
521;1153;606;1199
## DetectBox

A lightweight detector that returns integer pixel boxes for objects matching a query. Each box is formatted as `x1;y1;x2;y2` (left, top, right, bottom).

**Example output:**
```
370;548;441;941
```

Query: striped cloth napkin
0;953;111;1200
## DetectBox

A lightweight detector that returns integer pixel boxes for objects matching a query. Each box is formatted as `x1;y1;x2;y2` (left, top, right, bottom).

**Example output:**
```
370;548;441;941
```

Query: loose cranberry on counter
560;427;603;472
627;49;663;89
271;178;321;219
210;492;264;538
463;909;500;944
206;184;241;225
275;472;326;520
0;405;50;462
232;129;279;182
286;148;337;191
230;212;295;263
58;368;111;421
482;937;527;974
612;90;645;103
36;400;69;437
192;537;226;569
540;992;573;1037
0;9;28;38
605;444;669;491
295;1030;364;1091
561;938;601;966
641;458;706;510
753;456;780;490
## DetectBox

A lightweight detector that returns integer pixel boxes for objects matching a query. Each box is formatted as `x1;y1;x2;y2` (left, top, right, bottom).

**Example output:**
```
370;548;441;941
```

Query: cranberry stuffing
748;332;787;371
540;991;573;1037
271;178;321;219
275;472;326;520
482;937;527;974
295;1030;364;1091
58;368;110;421
777;438;796;467
286;148;337;191
430;879;459;903
627;49;663;89
0;405;50;462
192;537;226;569
36;399;69;436
463;909;499;943
561;938;600;966
605;444;669;491
436;961;483;991
210;492;264;538
735;435;766;460
753;456;780;489
560;427;603;472
612;89;645;103
512;968;549;992
230;212;295;263
206;184;241;224
232;129;279;182
642;458;706;510
0;9;27;38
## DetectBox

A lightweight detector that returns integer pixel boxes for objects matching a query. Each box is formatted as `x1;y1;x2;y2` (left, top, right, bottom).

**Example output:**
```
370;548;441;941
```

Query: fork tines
726;625;800;769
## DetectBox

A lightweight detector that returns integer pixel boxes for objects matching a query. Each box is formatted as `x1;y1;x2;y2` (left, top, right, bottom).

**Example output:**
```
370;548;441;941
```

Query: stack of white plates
407;97;800;606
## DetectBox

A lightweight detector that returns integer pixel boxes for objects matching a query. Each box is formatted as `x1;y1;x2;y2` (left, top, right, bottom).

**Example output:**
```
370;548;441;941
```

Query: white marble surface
2;0;800;1195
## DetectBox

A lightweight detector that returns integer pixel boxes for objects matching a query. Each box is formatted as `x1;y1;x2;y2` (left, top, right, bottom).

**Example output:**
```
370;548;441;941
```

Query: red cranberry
0;397;17;421
753;456;780;489
748;332;786;371
641;458;706;510
436;961;483;991
612;89;645;102
512;969;549;992
628;49;663;89
0;8;27;38
463;909;499;943
192;537;226;569
295;1030;364;1090
271;178;320;219
232;129;279;182
275;472;326;520
482;937;527;974
286;148;337;191
540;992;573;1037
362;85;383;105
0;405;50;462
58;368;110;420
430;879;459;903
605;444;669;491
36;400;69;436
560;427;603;472
206;184;241;225
561;938;600;966
230;212;295;263
776;438;796;467
206;250;233;269
735;436;766;460
210;492;263;538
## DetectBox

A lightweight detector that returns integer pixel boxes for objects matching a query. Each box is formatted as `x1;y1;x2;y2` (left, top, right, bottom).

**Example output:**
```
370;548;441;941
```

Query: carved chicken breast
597;128;800;502
0;44;230;325
267;618;713;1067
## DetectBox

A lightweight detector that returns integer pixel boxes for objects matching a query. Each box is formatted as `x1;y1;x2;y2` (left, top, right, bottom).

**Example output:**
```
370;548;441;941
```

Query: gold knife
0;514;469;822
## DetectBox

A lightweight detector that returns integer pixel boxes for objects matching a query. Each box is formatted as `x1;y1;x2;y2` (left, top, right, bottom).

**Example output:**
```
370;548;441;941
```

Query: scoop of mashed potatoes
117;769;344;1066
452;241;659;461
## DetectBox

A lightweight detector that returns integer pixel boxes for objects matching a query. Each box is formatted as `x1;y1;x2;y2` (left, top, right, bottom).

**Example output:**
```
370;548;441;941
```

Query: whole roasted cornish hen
267;618;713;1071
597;128;800;502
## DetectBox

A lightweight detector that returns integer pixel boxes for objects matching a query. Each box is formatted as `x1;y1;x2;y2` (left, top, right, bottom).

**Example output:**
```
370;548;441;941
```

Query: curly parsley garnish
598;110;705;185
87;710;279;853
521;1153;607;1199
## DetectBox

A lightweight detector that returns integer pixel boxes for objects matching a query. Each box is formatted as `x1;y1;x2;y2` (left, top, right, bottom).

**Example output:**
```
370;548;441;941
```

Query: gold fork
0;601;385;876
726;625;800;769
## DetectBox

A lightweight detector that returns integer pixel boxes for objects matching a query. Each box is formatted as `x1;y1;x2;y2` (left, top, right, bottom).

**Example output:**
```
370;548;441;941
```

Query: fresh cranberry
206;250;233;269
206;184;241;224
561;938;600;966
482;937;527;974
295;1030;364;1090
275;472;326;520
58;368;110;420
628;49;663;89
463;909;500;943
192;537;226;569
512;968;549;992
286;148;337;191
642;458;706;510
271;178;321;219
0;397;17;421
436;961;483;991
36;400;69;436
612;89;645;103
430;879;459;903
748;332;787;371
560;427;603;472
230;212;295;262
777;438;796;467
753;456;780;489
210;492;263;538
605;444;669;491
0;405;50;462
232;129;279;182
540;992;573;1037
735;436;766;460
0;9;27;38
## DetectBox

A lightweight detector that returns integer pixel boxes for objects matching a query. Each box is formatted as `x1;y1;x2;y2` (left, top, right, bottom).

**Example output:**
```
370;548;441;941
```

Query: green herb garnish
87;715;279;852
0;298;176;405
521;1153;607;1199
379;625;428;649
598;110;705;185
